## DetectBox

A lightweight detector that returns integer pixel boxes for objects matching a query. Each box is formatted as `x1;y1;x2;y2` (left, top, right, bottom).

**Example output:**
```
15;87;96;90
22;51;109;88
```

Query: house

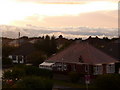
2;37;14;46
40;42;120;75
8;42;37;64
28;38;41;44
8;38;29;47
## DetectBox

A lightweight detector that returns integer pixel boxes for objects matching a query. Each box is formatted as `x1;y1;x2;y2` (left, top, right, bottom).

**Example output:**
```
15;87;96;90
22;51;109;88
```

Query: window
56;63;67;71
106;64;115;73
12;55;16;60
18;56;22;61
94;65;103;75
8;55;12;59
85;65;88;72
72;65;76;71
64;65;67;71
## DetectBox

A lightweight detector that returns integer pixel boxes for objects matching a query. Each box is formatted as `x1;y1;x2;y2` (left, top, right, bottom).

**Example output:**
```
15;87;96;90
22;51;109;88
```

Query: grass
53;79;86;88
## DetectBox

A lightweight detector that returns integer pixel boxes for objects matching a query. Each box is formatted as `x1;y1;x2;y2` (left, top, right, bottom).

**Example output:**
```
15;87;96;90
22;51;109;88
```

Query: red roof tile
47;42;118;64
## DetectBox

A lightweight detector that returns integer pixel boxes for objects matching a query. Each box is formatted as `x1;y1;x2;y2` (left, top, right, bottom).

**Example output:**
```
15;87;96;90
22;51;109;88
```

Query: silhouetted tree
20;36;28;39
50;35;57;54
59;35;63;39
27;51;46;66
35;35;57;56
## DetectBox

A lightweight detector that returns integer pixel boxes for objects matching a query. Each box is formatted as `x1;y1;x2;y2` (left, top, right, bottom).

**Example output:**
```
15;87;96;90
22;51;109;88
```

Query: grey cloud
1;25;118;39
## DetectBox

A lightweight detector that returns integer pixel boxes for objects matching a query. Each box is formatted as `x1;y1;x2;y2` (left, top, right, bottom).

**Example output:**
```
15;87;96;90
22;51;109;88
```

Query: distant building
8;39;20;47
2;37;14;46
40;42;120;75
8;42;37;64
8;38;29;47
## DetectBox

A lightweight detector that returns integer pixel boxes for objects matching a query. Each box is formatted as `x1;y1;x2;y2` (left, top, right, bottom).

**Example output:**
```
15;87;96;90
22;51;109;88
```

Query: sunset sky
0;0;119;38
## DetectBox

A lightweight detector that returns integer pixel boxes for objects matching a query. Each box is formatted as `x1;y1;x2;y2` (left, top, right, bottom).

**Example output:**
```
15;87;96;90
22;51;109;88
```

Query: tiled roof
47;42;118;64
10;43;37;56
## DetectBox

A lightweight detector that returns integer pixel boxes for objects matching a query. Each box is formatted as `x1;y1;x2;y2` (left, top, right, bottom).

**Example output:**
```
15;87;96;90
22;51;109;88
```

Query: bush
11;68;26;81
24;66;53;78
27;51;46;66
3;68;25;81
2;65;53;89
68;72;80;83
12;76;53;90
2;57;13;67
9;65;53;78
3;70;13;80
93;74;120;90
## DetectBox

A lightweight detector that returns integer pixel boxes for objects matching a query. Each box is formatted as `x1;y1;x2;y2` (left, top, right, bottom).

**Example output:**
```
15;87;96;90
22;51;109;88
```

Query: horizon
0;0;119;39
1;33;119;40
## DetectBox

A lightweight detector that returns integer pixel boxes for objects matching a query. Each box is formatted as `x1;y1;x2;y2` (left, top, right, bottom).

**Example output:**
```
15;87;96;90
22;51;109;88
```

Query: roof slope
47;42;118;64
10;43;37;56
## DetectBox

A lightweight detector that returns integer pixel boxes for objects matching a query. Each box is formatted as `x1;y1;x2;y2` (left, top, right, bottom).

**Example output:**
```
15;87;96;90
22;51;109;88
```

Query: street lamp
62;58;64;71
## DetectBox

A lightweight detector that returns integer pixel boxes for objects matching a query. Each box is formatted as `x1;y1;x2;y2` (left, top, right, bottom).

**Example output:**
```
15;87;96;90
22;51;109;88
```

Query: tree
35;35;58;56
20;36;28;39
27;51;46;66
44;35;51;56
59;35;63;39
50;35;57;54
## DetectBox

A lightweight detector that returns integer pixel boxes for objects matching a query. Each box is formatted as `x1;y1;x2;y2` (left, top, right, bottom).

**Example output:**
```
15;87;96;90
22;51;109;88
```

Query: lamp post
85;64;90;90
62;58;64;71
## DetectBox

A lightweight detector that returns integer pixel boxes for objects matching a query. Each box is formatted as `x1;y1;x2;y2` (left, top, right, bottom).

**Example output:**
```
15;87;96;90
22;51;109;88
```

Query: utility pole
18;32;20;47
18;32;20;64
62;58;64;71
85;64;90;90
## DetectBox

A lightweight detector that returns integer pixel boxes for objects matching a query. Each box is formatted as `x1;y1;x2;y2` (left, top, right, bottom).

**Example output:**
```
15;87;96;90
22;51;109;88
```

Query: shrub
3;68;25;81
12;76;53;90
68;71;80;83
24;66;53;78
11;68;26;81
9;65;53;78
2;57;13;67
2;65;53;89
93;74;120;90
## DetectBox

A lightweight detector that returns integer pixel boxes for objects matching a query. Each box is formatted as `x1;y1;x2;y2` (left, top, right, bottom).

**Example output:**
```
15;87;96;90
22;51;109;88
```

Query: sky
0;0;119;39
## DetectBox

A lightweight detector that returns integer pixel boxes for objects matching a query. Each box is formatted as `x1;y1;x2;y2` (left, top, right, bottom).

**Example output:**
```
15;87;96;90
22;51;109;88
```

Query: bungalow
39;42;120;75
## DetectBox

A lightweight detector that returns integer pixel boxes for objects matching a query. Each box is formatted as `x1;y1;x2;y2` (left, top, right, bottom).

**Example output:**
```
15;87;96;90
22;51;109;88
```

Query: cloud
1;25;118;39
11;10;118;28
43;10;117;28
13;0;118;3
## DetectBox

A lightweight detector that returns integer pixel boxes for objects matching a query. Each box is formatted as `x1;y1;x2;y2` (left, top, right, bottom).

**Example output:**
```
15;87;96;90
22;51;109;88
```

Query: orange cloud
11;10;118;28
